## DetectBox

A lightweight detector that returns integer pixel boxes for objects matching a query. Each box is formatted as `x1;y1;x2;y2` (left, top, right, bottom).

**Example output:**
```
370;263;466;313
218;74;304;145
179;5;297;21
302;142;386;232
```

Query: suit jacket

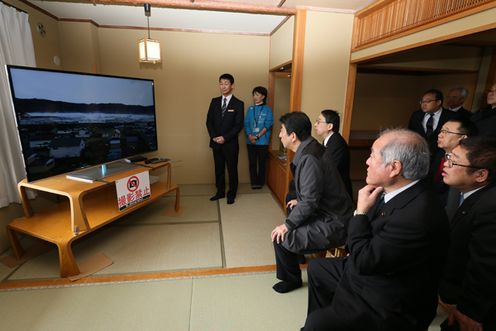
332;181;449;331
408;108;460;158
325;132;353;199
448;106;471;120
439;184;496;326
471;106;496;137
283;138;353;251
206;95;244;148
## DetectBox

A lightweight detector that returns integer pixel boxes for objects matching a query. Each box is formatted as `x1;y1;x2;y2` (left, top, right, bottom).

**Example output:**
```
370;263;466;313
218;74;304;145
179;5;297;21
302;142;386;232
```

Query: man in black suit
472;83;496;137
408;89;459;160
271;112;352;294
206;73;244;204
445;86;472;119
302;128;449;331
430;117;476;205
314;109;353;199
439;136;496;331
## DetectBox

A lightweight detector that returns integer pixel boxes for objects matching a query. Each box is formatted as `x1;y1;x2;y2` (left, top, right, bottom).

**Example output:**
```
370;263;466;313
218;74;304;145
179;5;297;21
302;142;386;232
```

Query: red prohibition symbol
127;176;140;192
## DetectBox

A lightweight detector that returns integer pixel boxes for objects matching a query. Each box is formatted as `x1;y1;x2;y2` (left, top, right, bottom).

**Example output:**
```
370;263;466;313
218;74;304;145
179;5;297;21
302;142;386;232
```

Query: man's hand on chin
448;309;483;331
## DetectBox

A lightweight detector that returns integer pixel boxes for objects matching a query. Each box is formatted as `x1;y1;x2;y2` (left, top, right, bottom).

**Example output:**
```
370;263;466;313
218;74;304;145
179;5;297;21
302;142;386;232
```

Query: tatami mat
179;183;270;197
220;193;285;267
120;195;218;225
0;278;193;331
9;222;222;279
190;271;308;331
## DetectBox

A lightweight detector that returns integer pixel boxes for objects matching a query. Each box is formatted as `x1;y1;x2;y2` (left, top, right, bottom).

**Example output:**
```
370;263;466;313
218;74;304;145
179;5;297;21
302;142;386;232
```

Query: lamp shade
138;38;161;63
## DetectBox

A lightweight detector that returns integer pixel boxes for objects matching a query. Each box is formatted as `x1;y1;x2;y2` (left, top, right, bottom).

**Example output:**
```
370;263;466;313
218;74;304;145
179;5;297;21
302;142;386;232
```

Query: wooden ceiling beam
89;0;296;15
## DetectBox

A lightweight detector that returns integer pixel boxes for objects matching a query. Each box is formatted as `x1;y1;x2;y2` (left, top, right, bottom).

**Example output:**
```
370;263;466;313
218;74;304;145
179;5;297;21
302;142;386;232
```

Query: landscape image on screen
7;66;158;182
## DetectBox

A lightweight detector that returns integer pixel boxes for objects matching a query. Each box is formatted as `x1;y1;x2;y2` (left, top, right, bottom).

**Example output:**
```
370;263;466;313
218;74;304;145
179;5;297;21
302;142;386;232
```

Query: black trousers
212;143;238;199
303;257;361;331
274;241;303;284
247;144;268;187
303;258;431;331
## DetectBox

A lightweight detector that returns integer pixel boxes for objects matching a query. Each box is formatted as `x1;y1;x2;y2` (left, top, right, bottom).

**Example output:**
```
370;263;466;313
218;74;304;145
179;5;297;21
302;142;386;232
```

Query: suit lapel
373;181;426;220
450;186;488;228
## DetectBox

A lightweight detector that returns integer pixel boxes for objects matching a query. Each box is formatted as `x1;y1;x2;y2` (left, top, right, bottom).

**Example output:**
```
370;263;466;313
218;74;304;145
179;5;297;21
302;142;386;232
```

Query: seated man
271;112;352;294
431;117;476;204
439;136;496;331
303;128;450;331
314;109;353;199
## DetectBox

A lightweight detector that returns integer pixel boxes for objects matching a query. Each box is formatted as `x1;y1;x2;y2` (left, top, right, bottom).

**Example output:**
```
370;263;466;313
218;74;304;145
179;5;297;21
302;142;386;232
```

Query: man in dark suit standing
302;129;449;331
439;136;496;331
445;86;472;119
408;89;459;160
314;109;353;199
271;112;352;294
472;82;496;137
206;73;244;204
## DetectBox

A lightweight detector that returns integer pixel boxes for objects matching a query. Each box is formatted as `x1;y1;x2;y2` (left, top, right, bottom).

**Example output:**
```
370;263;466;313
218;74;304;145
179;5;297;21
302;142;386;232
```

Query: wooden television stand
7;161;179;278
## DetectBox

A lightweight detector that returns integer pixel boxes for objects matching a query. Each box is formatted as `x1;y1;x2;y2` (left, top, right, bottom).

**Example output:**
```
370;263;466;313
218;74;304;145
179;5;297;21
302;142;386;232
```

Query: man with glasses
314;109;353;199
408;89;459;160
302;128;449;331
472;83;496;137
430;118;476;204
439;136;496;331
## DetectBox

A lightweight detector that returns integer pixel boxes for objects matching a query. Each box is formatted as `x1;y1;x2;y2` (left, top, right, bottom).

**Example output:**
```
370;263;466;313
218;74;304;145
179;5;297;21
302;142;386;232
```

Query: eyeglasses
445;153;485;169
419;99;438;104
439;129;465;136
315;120;327;124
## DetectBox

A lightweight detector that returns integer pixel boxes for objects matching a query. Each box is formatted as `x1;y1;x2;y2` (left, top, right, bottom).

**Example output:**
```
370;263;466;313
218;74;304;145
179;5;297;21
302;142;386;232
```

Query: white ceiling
28;0;376;35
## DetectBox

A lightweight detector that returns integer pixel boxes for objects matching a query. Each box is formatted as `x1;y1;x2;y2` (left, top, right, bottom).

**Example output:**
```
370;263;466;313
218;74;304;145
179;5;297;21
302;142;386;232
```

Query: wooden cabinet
267;150;289;210
7;161;179;277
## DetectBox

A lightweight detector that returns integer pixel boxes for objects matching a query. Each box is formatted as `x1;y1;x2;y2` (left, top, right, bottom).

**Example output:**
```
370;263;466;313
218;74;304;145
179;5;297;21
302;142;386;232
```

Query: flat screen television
6;65;158;182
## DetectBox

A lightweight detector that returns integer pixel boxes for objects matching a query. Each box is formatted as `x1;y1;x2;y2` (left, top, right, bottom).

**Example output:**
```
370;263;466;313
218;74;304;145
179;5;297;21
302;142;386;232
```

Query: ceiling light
138;4;161;64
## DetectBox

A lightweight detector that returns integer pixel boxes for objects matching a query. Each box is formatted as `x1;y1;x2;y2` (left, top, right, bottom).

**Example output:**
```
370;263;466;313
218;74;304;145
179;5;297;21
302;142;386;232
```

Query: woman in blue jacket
244;86;274;189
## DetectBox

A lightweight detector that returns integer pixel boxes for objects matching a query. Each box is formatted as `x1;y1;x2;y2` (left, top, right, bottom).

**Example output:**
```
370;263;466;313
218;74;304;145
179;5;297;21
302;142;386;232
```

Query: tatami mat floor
0;183;448;330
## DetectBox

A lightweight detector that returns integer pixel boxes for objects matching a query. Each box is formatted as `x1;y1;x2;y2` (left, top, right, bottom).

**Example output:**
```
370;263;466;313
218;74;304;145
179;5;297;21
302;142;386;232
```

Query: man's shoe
209;193;225;201
272;280;302;293
227;197;235;204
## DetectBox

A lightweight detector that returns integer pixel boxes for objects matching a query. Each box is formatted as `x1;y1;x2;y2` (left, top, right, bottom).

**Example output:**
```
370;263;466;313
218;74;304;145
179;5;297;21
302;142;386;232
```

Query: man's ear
389;160;403;178
328;123;334;132
290;132;297;143
474;169;489;184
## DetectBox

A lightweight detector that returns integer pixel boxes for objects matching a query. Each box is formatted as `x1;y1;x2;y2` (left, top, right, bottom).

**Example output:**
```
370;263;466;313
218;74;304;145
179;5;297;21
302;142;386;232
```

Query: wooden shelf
7;162;179;277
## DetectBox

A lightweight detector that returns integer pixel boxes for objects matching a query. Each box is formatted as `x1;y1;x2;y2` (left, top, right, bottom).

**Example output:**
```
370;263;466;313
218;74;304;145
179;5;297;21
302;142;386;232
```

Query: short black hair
459;136;496;183
446;118;478;137
219;73;234;85
423;89;444;103
279;112;311;141
252;86;268;105
320;109;340;133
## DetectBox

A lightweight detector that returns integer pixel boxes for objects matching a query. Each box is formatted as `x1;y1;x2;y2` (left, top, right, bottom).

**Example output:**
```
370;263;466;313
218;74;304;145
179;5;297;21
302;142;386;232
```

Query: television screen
6;65;158;182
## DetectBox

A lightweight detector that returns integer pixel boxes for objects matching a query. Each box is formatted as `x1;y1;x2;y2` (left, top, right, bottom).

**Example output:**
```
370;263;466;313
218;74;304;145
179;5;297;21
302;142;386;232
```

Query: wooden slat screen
353;0;495;50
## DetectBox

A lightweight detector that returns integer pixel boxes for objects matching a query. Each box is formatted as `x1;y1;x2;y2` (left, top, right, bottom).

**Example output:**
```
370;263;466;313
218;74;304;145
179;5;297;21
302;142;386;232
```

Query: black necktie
221;97;227;117
373;194;386;218
425;113;435;136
